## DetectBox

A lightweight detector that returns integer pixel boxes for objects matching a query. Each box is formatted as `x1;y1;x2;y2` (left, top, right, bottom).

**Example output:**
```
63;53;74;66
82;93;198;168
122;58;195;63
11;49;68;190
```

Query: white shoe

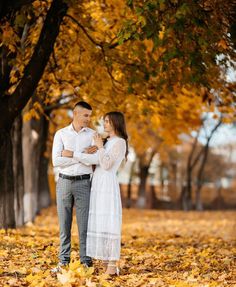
116;267;120;276
51;262;68;273
105;265;120;276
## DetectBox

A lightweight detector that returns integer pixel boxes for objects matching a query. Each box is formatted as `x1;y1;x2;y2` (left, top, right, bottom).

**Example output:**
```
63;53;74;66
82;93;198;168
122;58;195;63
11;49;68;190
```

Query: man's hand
62;150;73;157
84;145;98;154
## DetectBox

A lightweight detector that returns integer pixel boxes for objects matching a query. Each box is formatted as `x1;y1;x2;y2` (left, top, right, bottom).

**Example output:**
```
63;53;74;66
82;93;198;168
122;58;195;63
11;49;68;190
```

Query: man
51;101;97;272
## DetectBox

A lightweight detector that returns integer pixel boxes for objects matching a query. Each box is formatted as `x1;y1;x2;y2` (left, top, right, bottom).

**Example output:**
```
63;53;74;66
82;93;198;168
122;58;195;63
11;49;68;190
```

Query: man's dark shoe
82;261;93;268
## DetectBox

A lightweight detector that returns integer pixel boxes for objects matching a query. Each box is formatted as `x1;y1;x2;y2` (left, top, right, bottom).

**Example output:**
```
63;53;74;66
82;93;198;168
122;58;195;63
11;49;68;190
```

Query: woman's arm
97;139;126;170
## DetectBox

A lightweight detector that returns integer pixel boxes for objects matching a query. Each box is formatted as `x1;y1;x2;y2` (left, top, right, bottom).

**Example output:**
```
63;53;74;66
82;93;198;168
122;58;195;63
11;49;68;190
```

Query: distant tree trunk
38;115;51;210
195;150;205;211
126;161;135;208
149;184;159;209
136;151;155;208
185;163;193;210
214;180;223;209
12;115;24;227
159;163;169;199
136;164;149;208
195;120;222;210
23;116;41;222
23;109;52;221
181;130;201;211
159;163;165;198
168;161;177;200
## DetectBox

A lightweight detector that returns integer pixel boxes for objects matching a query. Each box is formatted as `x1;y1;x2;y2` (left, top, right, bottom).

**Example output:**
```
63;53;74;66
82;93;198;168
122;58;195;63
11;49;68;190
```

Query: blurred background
0;0;235;228
49;111;236;213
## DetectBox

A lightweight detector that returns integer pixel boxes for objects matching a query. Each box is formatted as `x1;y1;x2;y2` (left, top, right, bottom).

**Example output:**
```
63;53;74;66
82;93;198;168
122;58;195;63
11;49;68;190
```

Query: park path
0;207;235;286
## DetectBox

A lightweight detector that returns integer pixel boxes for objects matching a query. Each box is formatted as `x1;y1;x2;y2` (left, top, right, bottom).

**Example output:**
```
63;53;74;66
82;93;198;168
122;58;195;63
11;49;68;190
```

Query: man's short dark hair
74;101;92;110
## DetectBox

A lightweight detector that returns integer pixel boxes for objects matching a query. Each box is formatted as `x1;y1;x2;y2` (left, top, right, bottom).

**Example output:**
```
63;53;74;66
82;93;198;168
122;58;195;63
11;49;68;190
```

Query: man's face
73;106;92;128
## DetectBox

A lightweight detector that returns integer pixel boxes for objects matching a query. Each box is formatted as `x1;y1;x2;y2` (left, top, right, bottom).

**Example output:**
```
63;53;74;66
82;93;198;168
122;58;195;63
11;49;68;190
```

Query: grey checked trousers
56;177;91;264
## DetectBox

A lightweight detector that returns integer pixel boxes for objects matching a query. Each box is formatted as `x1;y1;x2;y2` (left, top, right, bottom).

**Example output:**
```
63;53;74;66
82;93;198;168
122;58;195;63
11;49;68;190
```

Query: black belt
59;173;90;181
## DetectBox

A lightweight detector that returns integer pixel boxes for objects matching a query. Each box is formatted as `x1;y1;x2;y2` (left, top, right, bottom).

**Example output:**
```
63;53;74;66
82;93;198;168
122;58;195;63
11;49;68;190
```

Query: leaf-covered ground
0;208;235;287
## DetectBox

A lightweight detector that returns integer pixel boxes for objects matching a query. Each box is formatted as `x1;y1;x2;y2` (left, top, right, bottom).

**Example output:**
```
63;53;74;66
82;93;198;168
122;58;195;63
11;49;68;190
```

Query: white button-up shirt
52;123;95;176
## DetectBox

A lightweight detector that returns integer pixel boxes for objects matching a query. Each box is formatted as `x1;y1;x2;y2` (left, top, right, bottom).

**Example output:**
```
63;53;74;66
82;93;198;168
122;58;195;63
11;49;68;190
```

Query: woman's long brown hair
104;111;128;159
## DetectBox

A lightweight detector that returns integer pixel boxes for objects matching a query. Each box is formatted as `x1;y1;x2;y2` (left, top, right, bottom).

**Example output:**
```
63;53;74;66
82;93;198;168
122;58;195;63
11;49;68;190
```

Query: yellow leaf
69;260;81;271
218;39;227;49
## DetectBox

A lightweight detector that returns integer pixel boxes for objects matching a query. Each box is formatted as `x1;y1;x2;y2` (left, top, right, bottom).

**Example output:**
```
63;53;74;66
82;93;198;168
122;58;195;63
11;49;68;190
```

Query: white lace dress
76;136;126;260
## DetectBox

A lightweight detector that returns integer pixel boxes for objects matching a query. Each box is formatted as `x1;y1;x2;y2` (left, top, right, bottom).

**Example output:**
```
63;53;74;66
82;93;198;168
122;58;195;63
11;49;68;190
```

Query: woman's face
104;116;114;133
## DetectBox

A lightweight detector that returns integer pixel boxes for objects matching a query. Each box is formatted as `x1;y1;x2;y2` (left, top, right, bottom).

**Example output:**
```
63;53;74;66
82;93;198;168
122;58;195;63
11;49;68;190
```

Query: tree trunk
38;116;51;210
180;130;202;211
126;161;135;208
186;166;193;209
195;186;203;211
181;166;193;211
23;111;52;221
136;152;156;208
168;162;177;200
159;164;165;198
0;130;15;229
23;118;41;222
0;0;68;228
12;115;24;226
214;180;223;209
136;164;149;208
195;120;222;210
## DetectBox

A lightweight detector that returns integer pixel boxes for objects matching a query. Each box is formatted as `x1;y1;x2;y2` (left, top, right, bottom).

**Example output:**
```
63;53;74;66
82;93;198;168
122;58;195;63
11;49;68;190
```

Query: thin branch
65;14;132;50
188;128;201;170
44;94;76;112
65;14;103;48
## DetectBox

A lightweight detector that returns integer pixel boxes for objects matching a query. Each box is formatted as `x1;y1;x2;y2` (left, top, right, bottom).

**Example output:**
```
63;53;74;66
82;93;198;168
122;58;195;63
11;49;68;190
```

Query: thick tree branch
4;0;68;128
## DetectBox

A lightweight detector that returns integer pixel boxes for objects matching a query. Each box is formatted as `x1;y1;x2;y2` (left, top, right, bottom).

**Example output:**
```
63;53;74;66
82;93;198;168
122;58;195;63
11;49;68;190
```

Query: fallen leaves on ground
0;208;235;286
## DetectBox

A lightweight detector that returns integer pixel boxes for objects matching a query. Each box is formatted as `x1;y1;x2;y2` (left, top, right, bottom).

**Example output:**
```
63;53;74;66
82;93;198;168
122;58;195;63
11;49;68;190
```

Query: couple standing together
52;101;128;275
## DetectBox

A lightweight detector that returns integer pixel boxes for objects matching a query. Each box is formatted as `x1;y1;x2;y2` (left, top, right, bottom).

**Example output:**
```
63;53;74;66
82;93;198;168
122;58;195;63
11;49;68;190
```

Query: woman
77;111;128;275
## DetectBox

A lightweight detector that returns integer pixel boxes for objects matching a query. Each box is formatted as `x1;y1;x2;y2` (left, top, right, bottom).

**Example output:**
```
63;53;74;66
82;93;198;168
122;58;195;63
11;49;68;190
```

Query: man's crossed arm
62;146;98;158
52;130;98;167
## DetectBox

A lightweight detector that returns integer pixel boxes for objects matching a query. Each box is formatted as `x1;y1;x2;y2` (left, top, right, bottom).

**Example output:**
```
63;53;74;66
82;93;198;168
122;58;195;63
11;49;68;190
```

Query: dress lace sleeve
98;138;126;170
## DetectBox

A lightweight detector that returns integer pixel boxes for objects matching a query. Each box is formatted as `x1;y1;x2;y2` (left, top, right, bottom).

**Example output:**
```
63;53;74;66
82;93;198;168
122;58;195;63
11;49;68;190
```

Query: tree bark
23;109;51;221
136;164;149;208
38;116;51;210
181;130;201;210
168;161;177;200
136;151;156;208
126;161;135;208
0;130;15;229
23;116;41;222
12;115;24;227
